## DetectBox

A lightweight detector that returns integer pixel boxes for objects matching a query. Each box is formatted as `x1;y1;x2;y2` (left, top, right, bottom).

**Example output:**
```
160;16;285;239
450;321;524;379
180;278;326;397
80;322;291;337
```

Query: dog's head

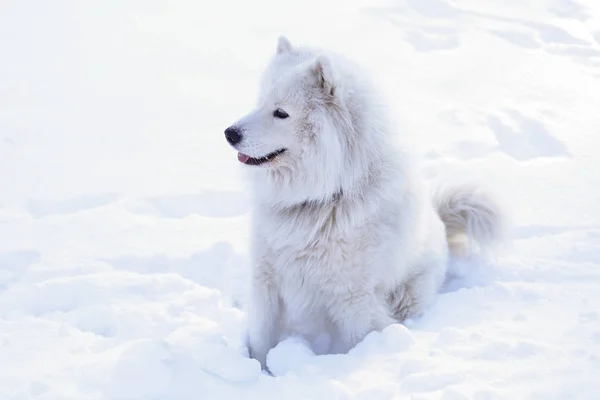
224;37;386;207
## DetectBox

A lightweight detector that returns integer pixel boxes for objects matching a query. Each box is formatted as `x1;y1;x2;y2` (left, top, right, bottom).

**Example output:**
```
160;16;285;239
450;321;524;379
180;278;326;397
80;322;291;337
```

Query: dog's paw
247;342;269;371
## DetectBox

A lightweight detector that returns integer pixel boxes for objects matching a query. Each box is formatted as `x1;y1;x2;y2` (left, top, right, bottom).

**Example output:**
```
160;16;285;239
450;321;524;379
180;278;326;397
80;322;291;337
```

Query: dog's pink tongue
238;153;250;164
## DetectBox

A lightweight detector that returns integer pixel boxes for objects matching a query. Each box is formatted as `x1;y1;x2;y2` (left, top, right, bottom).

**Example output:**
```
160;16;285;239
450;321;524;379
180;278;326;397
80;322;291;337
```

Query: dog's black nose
224;126;242;146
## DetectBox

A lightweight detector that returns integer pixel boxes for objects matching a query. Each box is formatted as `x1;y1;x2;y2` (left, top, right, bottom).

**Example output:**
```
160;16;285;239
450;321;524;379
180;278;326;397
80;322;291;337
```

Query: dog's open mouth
237;149;286;166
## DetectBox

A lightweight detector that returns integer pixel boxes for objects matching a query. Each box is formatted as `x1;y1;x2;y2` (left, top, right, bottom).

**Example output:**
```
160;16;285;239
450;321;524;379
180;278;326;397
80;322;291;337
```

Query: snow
1;0;600;399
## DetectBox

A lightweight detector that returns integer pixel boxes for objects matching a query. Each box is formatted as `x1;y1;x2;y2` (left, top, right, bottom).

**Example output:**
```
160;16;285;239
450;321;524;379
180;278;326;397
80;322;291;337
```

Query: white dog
224;36;502;369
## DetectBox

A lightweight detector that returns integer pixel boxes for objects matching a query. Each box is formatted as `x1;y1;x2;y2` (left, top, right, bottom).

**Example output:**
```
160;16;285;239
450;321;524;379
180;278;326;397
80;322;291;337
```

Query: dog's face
225;37;342;166
224;71;312;168
224;37;357;205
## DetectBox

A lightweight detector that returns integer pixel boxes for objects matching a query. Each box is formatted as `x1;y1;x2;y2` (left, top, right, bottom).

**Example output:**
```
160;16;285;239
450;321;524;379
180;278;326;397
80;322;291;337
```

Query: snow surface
1;0;600;399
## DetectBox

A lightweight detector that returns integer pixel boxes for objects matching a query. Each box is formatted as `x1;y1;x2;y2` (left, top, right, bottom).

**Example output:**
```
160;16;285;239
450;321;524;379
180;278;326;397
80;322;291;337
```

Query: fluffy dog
224;36;502;369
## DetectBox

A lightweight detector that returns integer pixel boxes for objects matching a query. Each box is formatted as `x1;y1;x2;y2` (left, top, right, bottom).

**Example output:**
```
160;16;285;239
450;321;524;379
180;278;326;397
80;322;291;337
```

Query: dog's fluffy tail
433;184;504;256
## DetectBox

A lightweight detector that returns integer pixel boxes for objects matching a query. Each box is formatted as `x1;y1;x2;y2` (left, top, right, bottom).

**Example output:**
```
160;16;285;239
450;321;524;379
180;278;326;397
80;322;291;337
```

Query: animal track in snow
364;0;599;63
403;27;460;52
526;22;589;45
548;0;591;21
487;110;569;161
405;0;459;19
488;30;541;49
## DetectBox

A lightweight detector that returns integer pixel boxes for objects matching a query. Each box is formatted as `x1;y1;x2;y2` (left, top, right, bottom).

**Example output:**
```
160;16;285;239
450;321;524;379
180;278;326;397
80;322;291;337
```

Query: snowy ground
1;0;600;399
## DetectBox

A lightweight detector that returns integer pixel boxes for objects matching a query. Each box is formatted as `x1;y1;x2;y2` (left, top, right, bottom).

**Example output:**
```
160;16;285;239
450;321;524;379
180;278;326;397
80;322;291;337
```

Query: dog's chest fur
256;199;385;320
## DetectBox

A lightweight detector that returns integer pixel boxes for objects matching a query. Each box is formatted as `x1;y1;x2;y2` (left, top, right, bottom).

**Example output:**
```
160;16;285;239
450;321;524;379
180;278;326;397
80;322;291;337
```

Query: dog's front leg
247;269;281;370
328;289;394;354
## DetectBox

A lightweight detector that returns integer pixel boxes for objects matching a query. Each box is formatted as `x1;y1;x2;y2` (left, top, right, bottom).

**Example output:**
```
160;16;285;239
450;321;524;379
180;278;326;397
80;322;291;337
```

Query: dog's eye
273;108;289;119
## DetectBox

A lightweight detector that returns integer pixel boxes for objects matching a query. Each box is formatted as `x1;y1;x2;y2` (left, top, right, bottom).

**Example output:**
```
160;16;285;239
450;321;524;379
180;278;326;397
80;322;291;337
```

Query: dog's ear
276;36;293;54
312;54;336;96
